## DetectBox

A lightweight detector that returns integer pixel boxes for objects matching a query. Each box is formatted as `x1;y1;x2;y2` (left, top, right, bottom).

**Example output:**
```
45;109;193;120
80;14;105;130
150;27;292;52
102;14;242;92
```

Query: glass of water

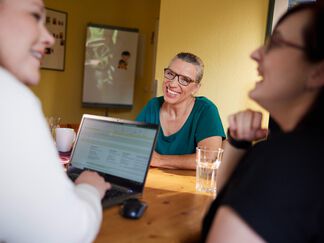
196;147;224;195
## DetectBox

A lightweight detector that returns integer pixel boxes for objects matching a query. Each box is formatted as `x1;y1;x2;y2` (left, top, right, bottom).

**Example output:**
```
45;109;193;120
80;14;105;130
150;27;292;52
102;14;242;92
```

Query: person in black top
202;2;324;242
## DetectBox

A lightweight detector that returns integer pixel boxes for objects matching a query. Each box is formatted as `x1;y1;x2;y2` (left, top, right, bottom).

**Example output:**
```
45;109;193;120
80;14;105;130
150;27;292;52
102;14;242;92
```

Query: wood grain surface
94;168;214;243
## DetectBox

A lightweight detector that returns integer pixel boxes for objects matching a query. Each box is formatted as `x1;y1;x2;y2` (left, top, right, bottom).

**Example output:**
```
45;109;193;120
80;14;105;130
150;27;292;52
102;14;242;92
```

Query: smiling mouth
31;50;43;60
166;86;180;96
255;79;264;86
255;67;264;83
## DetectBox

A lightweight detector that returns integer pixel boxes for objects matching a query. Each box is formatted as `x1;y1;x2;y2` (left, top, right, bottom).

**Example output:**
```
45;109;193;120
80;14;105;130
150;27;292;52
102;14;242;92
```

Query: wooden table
94;168;214;243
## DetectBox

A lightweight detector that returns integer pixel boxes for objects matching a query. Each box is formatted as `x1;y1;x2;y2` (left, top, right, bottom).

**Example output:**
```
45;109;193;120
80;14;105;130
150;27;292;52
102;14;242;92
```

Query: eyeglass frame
163;68;197;86
265;32;306;53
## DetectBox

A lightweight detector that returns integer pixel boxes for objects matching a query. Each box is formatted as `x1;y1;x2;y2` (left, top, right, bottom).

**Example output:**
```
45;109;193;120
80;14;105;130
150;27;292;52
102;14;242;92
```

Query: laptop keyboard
104;188;127;199
67;171;135;206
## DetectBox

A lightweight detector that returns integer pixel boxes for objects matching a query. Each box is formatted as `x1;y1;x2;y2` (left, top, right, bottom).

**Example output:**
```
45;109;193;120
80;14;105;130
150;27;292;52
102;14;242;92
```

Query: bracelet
227;129;252;150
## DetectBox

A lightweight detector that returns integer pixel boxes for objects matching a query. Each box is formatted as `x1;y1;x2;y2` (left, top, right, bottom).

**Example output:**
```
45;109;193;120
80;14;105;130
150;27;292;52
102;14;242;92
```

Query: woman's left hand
228;109;268;142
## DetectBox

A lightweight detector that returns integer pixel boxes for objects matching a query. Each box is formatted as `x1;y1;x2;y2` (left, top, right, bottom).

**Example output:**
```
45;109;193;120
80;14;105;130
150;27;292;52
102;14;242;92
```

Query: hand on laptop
75;171;111;199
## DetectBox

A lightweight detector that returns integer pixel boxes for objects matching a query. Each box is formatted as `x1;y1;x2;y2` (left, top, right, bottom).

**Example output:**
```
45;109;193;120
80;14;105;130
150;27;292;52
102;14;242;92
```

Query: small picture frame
41;8;67;71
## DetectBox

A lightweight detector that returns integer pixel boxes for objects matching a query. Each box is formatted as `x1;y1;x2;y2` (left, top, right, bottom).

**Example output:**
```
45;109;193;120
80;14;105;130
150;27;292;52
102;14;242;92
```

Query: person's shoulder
195;96;216;105
146;96;164;107
263;130;324;167
1;67;21;91
272;129;322;148
0;68;39;105
152;96;164;103
195;96;218;110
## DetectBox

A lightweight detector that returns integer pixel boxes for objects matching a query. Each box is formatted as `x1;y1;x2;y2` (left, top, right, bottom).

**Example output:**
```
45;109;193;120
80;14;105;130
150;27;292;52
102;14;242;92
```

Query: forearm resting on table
151;136;223;170
217;140;248;192
151;152;196;170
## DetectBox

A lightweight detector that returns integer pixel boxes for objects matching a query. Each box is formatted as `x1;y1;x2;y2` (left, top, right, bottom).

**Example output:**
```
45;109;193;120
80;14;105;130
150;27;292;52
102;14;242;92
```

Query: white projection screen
82;24;139;108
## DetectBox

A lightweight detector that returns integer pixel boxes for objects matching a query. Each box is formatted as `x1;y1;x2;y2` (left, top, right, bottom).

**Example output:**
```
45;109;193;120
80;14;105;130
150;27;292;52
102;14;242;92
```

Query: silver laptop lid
69;114;158;191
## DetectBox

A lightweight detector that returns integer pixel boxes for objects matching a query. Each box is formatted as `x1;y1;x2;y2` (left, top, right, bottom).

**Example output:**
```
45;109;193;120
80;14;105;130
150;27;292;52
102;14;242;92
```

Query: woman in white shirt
0;0;111;242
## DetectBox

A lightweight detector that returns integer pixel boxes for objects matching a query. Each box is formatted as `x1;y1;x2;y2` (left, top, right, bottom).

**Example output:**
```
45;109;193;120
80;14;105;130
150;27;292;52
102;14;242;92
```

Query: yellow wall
155;0;269;130
34;0;270;128
31;0;160;123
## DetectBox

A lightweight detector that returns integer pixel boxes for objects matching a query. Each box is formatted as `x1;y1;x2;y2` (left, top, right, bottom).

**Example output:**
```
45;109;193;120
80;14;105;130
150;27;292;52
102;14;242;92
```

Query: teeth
31;50;42;60
167;88;178;95
255;79;264;85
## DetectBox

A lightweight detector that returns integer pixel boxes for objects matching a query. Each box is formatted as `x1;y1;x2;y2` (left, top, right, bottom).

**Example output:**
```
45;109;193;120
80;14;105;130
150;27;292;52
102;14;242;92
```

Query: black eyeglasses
265;33;306;53
163;68;196;86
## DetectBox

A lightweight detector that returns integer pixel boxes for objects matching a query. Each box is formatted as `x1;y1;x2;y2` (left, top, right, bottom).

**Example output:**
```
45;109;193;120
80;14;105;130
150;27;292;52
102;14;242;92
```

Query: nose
168;76;179;86
250;45;264;63
41;24;55;48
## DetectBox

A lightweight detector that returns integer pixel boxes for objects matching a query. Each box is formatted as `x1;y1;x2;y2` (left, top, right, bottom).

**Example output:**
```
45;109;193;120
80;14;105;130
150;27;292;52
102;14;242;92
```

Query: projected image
82;25;139;108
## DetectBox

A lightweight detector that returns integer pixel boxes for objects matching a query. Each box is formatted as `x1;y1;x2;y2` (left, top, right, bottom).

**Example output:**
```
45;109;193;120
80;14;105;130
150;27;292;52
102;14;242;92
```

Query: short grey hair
170;52;204;83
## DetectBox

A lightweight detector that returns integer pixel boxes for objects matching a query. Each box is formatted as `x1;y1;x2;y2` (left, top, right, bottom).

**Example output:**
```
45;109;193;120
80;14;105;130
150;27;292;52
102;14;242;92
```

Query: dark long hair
277;2;324;63
276;2;324;130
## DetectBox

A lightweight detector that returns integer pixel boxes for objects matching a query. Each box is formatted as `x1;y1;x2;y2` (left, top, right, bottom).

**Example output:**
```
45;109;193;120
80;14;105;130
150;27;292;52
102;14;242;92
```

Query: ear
191;83;201;96
308;61;324;88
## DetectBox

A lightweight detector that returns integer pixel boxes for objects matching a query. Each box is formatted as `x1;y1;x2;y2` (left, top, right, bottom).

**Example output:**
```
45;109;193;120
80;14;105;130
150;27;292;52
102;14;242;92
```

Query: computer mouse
120;198;147;219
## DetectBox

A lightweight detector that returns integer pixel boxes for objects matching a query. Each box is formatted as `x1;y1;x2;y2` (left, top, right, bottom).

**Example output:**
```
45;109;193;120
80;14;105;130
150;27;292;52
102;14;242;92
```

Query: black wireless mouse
120;198;147;219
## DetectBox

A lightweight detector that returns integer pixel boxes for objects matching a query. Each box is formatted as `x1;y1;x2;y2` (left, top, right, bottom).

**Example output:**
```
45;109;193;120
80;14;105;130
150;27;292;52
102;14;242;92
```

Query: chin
248;92;271;111
248;88;257;100
24;65;41;85
249;85;265;101
163;95;177;104
162;91;175;102
22;73;40;86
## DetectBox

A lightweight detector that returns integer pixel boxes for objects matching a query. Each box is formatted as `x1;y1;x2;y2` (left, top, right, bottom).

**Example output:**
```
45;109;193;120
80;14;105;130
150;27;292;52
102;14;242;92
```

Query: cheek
162;81;166;89
0;28;34;67
186;85;196;94
162;79;171;88
251;74;305;104
0;48;23;76
270;64;307;95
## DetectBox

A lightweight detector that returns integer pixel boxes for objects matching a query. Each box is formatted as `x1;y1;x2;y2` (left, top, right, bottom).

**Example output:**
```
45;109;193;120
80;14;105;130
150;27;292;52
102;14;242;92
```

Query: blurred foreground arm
217;110;267;191
75;171;111;199
206;206;265;243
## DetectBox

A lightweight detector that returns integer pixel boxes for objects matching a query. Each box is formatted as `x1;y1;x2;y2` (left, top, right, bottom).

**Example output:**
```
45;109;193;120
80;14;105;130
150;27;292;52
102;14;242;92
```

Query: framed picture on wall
41;8;67;71
266;0;316;36
82;24;139;109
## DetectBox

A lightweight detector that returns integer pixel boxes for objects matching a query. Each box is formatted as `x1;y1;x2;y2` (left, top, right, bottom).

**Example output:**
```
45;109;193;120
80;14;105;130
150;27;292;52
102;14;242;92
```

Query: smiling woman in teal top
136;52;225;170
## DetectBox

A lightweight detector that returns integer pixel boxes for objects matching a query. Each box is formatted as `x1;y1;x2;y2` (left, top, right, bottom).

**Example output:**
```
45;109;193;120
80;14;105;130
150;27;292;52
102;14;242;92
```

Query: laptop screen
70;115;158;183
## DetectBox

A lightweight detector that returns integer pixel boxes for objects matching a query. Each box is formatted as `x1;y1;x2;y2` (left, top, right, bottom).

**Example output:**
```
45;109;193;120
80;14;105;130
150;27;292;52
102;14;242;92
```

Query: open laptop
66;114;159;208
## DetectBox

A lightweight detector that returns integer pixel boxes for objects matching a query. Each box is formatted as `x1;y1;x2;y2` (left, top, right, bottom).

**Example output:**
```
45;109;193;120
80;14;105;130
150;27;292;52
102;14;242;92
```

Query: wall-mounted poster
41;8;67;71
82;24;139;109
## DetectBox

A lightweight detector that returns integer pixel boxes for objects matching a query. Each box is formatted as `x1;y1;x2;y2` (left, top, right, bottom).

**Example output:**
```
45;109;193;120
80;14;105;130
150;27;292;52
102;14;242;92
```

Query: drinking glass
196;147;224;195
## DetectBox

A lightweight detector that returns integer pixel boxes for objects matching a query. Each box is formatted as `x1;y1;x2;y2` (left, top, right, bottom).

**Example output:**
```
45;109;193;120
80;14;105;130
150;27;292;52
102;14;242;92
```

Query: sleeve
195;104;226;142
221;142;323;242
0;76;102;243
